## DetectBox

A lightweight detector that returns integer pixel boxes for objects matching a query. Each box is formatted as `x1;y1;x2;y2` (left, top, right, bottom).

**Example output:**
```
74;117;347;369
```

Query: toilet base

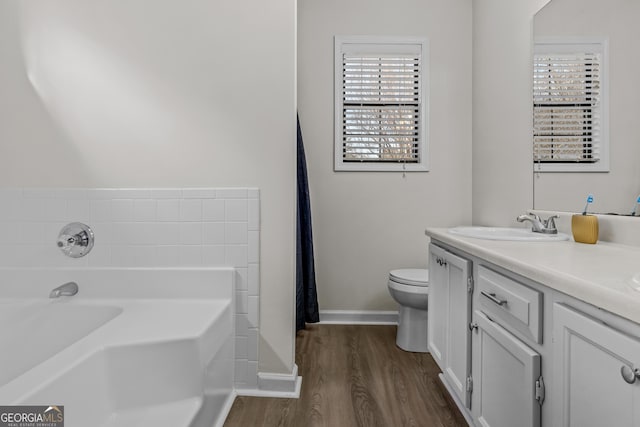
396;306;429;353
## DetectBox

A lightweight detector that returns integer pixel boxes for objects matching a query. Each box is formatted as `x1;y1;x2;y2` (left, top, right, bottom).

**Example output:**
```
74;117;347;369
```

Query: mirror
533;0;640;215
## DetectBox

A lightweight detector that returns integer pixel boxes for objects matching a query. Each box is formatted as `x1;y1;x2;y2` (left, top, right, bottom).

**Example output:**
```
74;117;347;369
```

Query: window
533;38;608;172
334;36;429;172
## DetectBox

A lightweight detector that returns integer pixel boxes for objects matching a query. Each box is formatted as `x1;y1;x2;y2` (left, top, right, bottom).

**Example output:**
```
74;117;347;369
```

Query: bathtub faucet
49;281;79;298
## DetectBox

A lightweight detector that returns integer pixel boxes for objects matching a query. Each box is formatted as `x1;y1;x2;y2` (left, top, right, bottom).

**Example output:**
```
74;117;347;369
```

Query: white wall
0;0;296;375
472;0;551;226
298;0;472;311
533;0;640;214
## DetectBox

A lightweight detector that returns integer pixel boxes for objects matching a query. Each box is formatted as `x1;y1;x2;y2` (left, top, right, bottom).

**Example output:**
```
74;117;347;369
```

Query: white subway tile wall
0;188;260;389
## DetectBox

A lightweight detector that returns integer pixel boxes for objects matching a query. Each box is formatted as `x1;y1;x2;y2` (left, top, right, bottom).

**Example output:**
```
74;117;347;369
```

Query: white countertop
426;227;640;325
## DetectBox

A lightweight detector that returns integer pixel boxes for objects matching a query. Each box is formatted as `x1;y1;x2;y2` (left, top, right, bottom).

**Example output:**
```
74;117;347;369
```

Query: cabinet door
472;310;541;427
428;244;448;370
428;243;472;408
443;247;472;408
554;303;640;427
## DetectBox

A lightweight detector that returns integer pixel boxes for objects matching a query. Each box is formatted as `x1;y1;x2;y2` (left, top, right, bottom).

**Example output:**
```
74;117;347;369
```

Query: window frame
334;36;429;172
533;37;609;173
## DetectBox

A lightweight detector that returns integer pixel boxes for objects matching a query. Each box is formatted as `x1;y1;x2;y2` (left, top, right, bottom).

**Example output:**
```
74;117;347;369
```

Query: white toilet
387;268;429;352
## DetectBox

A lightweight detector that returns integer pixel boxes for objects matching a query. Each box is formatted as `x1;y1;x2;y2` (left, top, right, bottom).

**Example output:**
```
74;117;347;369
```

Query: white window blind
533;39;608;172
334;37;428;172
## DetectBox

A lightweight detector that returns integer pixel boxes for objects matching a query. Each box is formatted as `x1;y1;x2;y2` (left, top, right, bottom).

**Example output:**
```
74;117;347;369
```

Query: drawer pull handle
481;291;507;306
620;365;640;384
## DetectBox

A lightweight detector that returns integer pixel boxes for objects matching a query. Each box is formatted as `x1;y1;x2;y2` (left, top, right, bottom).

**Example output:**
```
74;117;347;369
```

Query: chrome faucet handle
57;223;94;258
544;215;559;228
540;215;559;234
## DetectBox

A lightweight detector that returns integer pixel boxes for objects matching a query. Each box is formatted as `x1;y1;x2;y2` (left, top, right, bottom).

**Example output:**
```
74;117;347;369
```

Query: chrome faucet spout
517;214;544;232
49;281;79;298
517;213;558;234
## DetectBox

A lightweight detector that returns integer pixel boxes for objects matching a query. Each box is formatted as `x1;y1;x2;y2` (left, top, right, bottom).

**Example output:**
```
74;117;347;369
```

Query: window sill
334;162;429;172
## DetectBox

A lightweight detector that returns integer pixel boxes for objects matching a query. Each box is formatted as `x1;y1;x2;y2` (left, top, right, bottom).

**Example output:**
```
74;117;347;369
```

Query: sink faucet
516;214;559;234
49;281;79;298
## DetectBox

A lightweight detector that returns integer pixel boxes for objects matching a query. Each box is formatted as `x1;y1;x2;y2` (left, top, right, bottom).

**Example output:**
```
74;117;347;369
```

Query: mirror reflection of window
533;38;608;173
533;0;640;215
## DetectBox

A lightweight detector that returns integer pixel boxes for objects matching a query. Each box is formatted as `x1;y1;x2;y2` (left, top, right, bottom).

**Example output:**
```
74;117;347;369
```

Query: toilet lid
389;269;429;287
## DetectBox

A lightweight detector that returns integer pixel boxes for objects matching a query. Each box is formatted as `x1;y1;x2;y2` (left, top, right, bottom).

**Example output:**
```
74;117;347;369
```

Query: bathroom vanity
425;227;640;427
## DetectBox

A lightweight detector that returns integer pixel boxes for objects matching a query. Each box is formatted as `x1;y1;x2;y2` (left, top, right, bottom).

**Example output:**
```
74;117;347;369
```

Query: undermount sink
449;226;570;242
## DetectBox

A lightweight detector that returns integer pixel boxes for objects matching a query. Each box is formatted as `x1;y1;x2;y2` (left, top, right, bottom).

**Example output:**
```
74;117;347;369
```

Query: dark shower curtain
296;115;319;331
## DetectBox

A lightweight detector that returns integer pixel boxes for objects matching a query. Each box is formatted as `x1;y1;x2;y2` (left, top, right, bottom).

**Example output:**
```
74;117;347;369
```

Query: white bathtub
0;268;235;427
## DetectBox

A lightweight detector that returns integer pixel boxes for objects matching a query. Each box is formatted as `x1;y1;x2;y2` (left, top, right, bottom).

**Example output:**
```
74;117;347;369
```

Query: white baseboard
214;391;238;427
236;364;302;398
319;310;398;325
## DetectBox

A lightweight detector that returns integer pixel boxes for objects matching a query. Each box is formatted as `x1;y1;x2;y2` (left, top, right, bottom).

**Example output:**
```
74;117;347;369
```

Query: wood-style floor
224;324;467;427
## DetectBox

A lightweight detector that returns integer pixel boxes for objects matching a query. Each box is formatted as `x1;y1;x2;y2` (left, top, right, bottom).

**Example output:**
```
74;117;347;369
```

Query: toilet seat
389;269;429;287
388;279;428;295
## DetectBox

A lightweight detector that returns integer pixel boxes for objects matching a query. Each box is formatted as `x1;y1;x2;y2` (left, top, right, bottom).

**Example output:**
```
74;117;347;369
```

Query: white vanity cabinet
428;243;473;409
426;228;640;427
553;303;640;427
470;265;543;427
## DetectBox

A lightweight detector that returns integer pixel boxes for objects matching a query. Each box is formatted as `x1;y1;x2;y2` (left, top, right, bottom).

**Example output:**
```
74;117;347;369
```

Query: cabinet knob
620;365;640;384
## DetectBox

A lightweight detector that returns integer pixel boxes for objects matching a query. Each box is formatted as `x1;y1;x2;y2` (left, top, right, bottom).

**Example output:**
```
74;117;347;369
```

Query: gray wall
298;0;473;311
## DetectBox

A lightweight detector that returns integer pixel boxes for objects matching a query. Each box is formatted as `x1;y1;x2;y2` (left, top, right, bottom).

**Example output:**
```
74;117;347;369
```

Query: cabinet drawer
477;265;542;344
